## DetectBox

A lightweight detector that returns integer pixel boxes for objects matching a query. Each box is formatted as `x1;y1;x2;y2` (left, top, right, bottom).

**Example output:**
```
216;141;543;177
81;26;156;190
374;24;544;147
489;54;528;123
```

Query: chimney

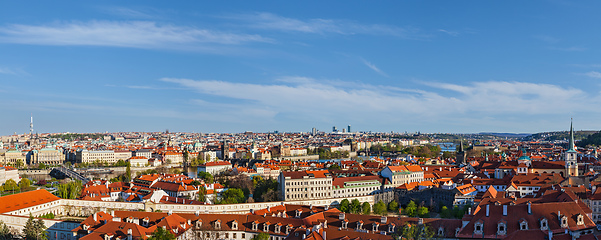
485;205;489;217
339;213;345;220
110;210;115;217
502;205;507;216
93;213;97;221
323;230;326;240
527;202;532;214
418;218;423;225
549;230;553;240
169;210;172;215
127;229;132;240
381;216;387;224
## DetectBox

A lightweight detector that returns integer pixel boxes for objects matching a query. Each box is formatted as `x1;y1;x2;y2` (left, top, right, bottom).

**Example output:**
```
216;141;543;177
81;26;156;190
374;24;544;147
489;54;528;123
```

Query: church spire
568;118;576;152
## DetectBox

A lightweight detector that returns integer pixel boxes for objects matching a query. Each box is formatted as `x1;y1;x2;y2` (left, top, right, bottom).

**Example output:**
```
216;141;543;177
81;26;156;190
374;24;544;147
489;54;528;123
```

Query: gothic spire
568;118;577;152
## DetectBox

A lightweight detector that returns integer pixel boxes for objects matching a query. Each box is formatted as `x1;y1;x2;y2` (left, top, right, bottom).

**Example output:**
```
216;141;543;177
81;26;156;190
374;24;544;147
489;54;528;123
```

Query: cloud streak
224;12;423;39
160;77;597;130
0;21;272;50
584;71;601;79
361;59;388;77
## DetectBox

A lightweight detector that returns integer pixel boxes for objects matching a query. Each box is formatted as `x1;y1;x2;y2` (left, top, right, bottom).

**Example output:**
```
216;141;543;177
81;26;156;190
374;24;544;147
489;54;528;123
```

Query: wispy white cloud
438;29;459;36
160;77;596;127
101;7;158;19
361;58;388;77
583;71;601;79
0;66;28;76
549;46;587;52
0;67;16;75
534;35;560;44
223;12;423;39
0;21;272;50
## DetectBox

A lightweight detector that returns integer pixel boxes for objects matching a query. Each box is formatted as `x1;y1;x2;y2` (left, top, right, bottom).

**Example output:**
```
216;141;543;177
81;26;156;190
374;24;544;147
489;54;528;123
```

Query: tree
197;185;206;203
38;163;47;170
148;226;175;240
0;221;13;240
405;201;417;217
183;150;189;165
19;178;31;191
198;172;214;184
417;206;429;217
328;164;341;171
218;188;245;204
252;232;269;240
362;202;371;215
400;224;435;240
350;199;361;214
15;159;24;169
125;163;132;182
23;215;47;240
57;180;82;199
3;179;18;193
373;200;387;215
339;199;350;213
388;200;399;213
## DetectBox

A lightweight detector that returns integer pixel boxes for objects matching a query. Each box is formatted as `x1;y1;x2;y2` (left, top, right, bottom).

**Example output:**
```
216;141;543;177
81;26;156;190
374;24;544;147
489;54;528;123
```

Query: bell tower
565;119;578;176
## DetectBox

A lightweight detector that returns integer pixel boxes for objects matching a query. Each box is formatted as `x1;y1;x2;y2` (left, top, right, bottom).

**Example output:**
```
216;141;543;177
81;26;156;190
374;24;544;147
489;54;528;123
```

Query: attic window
372;223;379;232
577;214;584;225
232;221;238;230
252;222;258;231
520;220;528;230
438;227;445;236
540;218;548;230
561;216;568;228
356;221;364;230
497;221;506;235
474;221;483;235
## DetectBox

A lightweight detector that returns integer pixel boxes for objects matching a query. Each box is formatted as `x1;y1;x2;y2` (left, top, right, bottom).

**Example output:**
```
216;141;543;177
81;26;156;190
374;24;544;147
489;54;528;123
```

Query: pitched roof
0;189;60;213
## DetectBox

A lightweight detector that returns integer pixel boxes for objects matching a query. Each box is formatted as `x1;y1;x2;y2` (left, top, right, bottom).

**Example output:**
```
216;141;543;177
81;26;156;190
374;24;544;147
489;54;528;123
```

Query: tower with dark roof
456;140;466;165
565;119;578;176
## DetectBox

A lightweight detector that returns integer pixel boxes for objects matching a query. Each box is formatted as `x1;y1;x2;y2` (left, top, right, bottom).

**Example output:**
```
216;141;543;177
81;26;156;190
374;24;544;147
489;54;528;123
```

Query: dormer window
455;228;460;237
497;220;507;235
372;223;379;232
438;227;445;236
196;220;203;228
356;221;364;230
520;219;528;230
275;224;281;233
214;220;221;230
263;222;270;232
577;214;584;225
83;224;90;231
540;218;548;230
232;220;238;230
286;224;292;234
388;223;395;233
474;221;483;235
252;221;259;231
342;220;348;230
295;209;302;218
561;216;568;228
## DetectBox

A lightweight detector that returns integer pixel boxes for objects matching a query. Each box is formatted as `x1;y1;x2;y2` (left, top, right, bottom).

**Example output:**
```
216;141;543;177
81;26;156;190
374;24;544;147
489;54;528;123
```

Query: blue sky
1;1;601;135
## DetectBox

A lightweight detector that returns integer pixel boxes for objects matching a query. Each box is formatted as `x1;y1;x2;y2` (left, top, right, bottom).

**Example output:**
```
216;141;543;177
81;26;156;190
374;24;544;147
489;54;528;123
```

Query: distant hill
523;131;597;142
577;131;601;147
479;132;531;138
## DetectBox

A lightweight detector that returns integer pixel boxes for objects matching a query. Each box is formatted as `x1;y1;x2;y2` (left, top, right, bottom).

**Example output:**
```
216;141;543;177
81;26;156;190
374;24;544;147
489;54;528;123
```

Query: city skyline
2;1;601;135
